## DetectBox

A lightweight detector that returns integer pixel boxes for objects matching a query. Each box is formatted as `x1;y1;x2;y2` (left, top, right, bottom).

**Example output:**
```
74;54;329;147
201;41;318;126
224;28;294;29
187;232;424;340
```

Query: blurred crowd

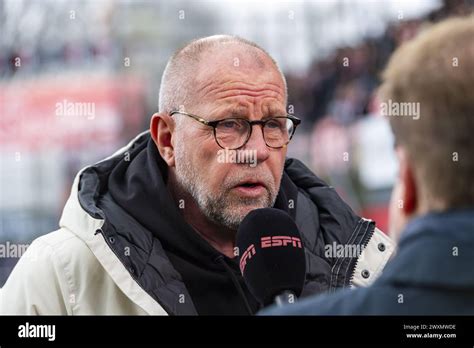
283;0;474;228
0;0;473;244
287;0;474;129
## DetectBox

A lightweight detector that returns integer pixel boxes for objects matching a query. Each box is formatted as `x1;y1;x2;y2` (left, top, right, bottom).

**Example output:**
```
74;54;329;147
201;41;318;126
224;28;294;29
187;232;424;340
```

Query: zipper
348;219;376;286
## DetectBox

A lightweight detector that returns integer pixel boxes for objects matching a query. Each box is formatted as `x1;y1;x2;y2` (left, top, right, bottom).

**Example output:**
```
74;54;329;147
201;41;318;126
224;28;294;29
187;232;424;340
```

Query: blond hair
378;15;474;209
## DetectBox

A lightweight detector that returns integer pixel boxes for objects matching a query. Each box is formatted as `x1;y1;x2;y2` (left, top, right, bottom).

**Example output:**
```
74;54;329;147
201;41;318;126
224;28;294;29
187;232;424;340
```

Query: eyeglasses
170;110;301;150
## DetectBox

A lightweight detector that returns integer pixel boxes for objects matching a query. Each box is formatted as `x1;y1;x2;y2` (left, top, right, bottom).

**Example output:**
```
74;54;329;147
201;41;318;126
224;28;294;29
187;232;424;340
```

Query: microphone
236;208;306;307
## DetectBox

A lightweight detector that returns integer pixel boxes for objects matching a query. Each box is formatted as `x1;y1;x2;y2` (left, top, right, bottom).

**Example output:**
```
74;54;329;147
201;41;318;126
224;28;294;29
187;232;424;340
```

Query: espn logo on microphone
239;236;303;274
240;244;256;274
261;236;302;248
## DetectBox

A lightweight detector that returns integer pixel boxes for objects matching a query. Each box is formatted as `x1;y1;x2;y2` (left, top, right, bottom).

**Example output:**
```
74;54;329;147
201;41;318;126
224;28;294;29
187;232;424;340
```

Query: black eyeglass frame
169;110;301;150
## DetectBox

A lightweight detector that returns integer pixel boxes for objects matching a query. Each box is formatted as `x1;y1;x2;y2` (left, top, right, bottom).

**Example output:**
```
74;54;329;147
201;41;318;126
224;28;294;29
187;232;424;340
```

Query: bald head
158;35;287;116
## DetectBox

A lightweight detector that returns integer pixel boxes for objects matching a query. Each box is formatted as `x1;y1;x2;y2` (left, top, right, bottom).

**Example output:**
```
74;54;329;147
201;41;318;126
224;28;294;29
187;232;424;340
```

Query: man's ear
398;148;418;215
150;113;175;167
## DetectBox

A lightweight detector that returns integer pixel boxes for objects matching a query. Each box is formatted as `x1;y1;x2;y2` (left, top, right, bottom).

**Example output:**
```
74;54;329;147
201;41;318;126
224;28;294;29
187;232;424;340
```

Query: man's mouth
233;180;267;197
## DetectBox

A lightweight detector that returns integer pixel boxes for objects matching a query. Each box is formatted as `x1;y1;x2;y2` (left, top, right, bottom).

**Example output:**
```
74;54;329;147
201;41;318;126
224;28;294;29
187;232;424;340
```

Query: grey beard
174;146;280;231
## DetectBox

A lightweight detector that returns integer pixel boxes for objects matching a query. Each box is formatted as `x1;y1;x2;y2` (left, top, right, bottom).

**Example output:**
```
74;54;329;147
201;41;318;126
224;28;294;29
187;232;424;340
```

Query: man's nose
242;124;270;164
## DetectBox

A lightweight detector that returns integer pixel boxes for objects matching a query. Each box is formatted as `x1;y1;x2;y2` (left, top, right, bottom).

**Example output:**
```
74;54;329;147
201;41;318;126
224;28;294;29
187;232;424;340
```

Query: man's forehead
190;45;287;117
226;103;285;114
206;102;287;120
197;65;283;90
197;78;287;117
197;61;285;95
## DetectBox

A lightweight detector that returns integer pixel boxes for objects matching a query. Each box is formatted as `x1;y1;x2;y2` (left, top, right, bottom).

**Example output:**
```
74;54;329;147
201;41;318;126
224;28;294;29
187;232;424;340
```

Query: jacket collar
380;209;474;289
59;131;169;315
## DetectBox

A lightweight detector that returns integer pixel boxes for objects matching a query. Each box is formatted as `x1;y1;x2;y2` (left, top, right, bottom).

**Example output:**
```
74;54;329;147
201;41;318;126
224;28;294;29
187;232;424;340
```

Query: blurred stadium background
1;0;473;286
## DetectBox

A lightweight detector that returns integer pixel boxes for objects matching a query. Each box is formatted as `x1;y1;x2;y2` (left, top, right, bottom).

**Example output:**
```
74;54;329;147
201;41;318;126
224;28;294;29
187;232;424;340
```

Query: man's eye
266;119;283;129
221;120;240;129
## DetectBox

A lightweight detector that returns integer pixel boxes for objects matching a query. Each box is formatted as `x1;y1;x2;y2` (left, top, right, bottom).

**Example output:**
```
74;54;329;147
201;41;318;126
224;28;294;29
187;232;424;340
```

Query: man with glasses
168;110;300;151
1;35;393;315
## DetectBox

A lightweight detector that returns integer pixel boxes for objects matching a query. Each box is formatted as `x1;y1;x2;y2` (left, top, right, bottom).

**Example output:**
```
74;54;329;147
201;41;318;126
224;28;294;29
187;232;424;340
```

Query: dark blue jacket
261;209;474;315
